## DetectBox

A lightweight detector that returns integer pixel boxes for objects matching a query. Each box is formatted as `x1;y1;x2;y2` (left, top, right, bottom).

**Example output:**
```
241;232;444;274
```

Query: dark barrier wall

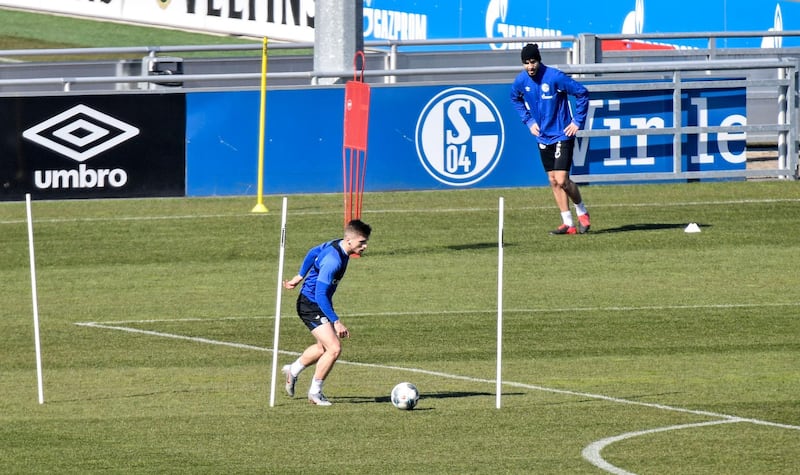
0;94;186;201
186;82;746;196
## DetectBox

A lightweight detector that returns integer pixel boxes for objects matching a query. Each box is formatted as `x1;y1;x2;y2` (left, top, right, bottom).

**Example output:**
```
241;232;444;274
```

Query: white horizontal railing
0;37;796;181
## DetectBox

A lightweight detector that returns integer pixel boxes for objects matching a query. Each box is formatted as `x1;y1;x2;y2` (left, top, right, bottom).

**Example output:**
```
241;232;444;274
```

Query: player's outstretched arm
283;275;303;289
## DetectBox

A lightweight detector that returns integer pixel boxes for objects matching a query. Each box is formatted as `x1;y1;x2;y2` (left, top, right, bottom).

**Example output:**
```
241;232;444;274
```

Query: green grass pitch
1;181;799;473
1;8;799;473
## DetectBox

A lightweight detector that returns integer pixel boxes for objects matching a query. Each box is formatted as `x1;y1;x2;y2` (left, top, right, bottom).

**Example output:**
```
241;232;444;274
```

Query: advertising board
185;81;746;196
573;85;747;176
0;0;793;48
0;81;746;201
0;94;186;200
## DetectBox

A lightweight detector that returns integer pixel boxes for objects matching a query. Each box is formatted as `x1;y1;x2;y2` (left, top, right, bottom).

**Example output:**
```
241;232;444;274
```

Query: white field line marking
0;213;251;225
581;419;744;475
74;320;800;433
76;319;800;474
75;322;273;353
80;300;800;326
3;197;800;226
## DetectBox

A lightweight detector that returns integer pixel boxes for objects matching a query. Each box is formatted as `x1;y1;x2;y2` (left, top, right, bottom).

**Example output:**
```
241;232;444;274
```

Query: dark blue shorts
296;293;333;331
538;138;575;172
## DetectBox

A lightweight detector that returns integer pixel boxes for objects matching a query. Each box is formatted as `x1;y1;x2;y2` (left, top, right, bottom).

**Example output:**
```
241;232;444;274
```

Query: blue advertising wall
572;85;747;176
362;0;798;48
186;84;546;196
185;82;746;196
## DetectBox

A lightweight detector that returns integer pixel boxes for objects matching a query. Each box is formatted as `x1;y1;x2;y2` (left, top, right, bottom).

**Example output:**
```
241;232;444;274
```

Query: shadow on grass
52;388;203;404
593;223;710;234
340;390;524;405
368;242;513;257
446;242;514;251
539;391;683;406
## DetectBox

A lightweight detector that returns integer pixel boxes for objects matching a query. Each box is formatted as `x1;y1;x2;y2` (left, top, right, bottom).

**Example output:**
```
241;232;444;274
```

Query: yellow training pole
252;36;269;213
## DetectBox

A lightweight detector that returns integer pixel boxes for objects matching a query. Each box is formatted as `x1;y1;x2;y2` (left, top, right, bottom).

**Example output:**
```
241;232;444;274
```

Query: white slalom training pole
26;193;44;405
496;196;504;409
269;196;288;407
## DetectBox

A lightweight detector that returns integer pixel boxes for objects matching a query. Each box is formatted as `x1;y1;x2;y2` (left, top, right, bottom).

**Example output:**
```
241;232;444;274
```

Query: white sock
309;378;323;395
289;360;306;377
574;202;588;216
561;210;574;227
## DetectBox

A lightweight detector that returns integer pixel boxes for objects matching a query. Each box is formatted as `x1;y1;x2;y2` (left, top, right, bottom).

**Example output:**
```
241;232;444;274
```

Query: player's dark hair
345;219;372;238
521;43;542;63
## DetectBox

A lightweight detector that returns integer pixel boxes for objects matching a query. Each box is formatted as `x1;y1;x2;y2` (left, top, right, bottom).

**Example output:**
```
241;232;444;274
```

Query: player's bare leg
283;340;324;398
548;170;590;234
548;170;578;234
310;324;341;381
306;324;341;406
297;341;325;367
549;170;572;212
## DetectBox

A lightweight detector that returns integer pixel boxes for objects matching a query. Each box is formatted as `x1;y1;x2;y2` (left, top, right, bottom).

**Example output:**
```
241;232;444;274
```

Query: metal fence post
778;66;788;175
791;62;800;178
673;70;683;174
577;33;601;65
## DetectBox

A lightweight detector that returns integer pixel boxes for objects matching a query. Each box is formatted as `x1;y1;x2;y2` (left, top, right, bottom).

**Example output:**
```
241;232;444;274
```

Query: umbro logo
23;104;140;162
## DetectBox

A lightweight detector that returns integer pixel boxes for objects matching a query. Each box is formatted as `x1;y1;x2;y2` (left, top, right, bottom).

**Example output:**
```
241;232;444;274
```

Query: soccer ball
391;382;419;410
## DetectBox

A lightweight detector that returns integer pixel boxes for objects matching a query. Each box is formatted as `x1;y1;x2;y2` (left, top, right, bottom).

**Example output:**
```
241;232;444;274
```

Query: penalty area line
75;321;296;356
75;320;800;433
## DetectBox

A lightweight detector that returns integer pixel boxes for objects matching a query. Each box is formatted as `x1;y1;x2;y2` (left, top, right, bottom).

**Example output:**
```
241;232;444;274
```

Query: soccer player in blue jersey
281;219;372;406
510;43;592;235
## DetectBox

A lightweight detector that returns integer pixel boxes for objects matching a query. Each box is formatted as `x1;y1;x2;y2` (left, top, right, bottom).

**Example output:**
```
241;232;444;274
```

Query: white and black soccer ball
391;382;419;410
